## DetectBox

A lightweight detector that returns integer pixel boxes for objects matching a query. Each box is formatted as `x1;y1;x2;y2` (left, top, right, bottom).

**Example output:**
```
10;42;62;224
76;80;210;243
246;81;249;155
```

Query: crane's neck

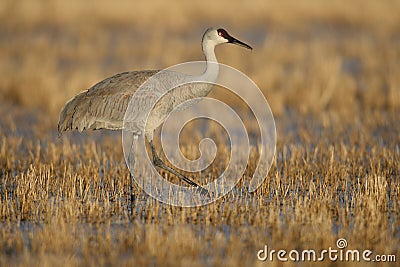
200;41;219;83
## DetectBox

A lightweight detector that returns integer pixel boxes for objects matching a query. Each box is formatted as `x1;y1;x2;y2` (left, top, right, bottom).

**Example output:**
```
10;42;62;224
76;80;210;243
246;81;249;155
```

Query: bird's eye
217;29;227;38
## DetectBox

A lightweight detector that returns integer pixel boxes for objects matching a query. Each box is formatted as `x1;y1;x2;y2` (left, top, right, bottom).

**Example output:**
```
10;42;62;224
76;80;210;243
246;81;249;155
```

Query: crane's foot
152;153;209;196
148;139;209;197
194;185;210;197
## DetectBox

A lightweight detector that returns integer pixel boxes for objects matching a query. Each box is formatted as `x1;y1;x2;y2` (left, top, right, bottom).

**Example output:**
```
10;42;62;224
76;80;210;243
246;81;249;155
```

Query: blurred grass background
1;0;399;122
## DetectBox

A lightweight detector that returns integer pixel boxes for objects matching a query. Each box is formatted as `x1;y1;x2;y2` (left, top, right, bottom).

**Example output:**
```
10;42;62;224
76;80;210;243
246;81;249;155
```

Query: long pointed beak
227;35;252;50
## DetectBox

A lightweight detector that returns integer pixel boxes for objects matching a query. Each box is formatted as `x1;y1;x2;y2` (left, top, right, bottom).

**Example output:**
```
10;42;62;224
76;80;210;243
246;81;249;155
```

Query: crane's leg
127;135;138;215
148;139;209;196
129;174;135;214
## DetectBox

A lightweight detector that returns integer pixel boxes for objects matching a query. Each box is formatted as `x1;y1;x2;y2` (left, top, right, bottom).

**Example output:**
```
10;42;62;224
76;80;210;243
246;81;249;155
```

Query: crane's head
202;27;252;50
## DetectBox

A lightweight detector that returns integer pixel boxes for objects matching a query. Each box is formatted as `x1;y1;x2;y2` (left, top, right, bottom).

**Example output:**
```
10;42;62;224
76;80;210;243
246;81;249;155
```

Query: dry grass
0;0;399;266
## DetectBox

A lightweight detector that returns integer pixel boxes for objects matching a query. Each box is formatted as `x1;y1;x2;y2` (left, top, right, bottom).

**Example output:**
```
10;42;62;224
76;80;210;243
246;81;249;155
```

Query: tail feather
58;90;89;136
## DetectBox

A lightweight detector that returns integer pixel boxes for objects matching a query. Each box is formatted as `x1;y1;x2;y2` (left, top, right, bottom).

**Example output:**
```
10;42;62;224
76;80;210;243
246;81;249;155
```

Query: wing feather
58;70;158;135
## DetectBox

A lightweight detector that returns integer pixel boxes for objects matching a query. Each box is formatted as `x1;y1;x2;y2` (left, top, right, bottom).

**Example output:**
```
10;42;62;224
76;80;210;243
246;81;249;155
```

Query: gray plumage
58;28;252;137
58;70;158;134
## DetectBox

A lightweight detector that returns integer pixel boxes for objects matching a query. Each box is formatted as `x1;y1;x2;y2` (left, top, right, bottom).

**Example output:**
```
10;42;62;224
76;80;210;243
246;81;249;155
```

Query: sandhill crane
58;27;252;205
